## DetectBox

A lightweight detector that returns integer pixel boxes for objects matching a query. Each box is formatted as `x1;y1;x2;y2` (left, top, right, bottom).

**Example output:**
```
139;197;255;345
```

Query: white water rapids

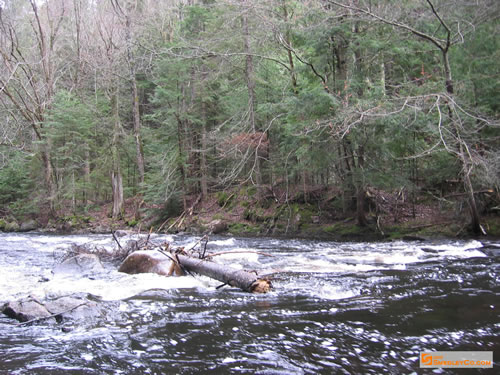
0;232;498;374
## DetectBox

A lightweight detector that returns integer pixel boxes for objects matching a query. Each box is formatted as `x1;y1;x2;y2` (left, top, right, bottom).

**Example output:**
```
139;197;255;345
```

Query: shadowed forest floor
34;185;499;241
1;185;499;240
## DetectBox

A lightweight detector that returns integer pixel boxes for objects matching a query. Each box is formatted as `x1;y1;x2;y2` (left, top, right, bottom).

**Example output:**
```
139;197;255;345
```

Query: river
0;232;498;374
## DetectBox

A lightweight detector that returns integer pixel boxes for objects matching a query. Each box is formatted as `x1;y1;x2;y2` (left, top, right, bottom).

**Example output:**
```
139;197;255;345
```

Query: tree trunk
83;147;91;205
353;22;367;227
177;84;188;211
355;144;367;227
111;89;124;219
200;106;209;200
442;49;482;234
282;1;298;93
132;77;145;186
242;2;263;198
40;145;56;212
175;253;271;293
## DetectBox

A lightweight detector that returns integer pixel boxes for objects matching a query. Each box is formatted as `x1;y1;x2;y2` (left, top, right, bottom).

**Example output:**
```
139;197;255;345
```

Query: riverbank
1;186;499;241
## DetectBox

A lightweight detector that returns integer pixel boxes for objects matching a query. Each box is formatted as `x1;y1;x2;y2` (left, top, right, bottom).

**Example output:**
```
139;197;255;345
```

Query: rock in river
53;253;105;276
2;293;104;325
118;250;176;276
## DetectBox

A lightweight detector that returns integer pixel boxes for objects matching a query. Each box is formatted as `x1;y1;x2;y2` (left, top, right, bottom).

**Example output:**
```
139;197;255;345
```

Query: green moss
0;218;6;230
5;221;20;232
228;222;260;235
484;217;500;236
216;191;234;208
126;219;138;227
322;222;367;237
287;203;317;230
212;213;224;220
243;186;257;197
243;207;270;223
62;214;92;229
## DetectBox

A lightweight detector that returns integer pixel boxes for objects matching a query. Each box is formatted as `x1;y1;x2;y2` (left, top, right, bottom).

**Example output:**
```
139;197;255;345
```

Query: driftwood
173;252;271;293
115;234;272;294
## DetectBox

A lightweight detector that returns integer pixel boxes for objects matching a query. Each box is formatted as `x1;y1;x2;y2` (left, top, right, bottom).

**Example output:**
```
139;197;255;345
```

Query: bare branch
327;0;447;51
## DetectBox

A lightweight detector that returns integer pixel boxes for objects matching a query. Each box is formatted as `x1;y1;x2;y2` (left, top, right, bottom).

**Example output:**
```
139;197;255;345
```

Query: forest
0;0;499;237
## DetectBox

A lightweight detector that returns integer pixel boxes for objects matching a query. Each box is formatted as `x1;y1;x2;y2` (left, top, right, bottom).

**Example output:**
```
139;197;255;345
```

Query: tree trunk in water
175;253;271;293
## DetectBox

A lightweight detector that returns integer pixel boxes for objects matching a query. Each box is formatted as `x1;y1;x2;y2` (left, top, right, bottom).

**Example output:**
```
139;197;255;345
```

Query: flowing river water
0;232;498;374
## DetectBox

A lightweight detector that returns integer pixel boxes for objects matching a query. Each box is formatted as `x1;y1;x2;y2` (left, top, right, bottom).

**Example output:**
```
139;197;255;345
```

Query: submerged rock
1;294;104;325
118;250;175;276
53;253;105;276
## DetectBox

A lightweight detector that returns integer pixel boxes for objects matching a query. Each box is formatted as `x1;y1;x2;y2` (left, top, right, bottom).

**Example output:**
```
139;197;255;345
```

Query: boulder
2;294;107;325
114;230;130;237
4;221;20;232
2;299;51;322
19;219;38;232
118;250;176;276
208;219;227;234
53;253;105;276
44;295;99;322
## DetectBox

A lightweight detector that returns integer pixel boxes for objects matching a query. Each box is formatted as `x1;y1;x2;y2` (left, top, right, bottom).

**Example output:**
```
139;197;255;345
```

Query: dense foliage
0;0;498;232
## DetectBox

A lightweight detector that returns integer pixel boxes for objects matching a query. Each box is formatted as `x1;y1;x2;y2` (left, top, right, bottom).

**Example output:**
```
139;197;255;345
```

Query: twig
376;215;384;236
163;212;186;233
17;303;88;326
186;235;208;253
111;230;124;252
145;227;152;247
220;192;235;210
201;236;209;259
216;283;227;290
205;250;275;258
156;248;176;263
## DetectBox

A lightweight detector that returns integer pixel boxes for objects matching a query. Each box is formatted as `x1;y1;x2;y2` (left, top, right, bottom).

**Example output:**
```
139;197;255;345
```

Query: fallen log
174;253;271;293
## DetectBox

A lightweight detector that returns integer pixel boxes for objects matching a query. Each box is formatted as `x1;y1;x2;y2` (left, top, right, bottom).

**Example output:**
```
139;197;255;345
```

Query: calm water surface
0;233;498;374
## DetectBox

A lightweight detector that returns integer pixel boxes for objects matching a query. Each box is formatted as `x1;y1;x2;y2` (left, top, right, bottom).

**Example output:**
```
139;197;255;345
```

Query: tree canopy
0;0;498;234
